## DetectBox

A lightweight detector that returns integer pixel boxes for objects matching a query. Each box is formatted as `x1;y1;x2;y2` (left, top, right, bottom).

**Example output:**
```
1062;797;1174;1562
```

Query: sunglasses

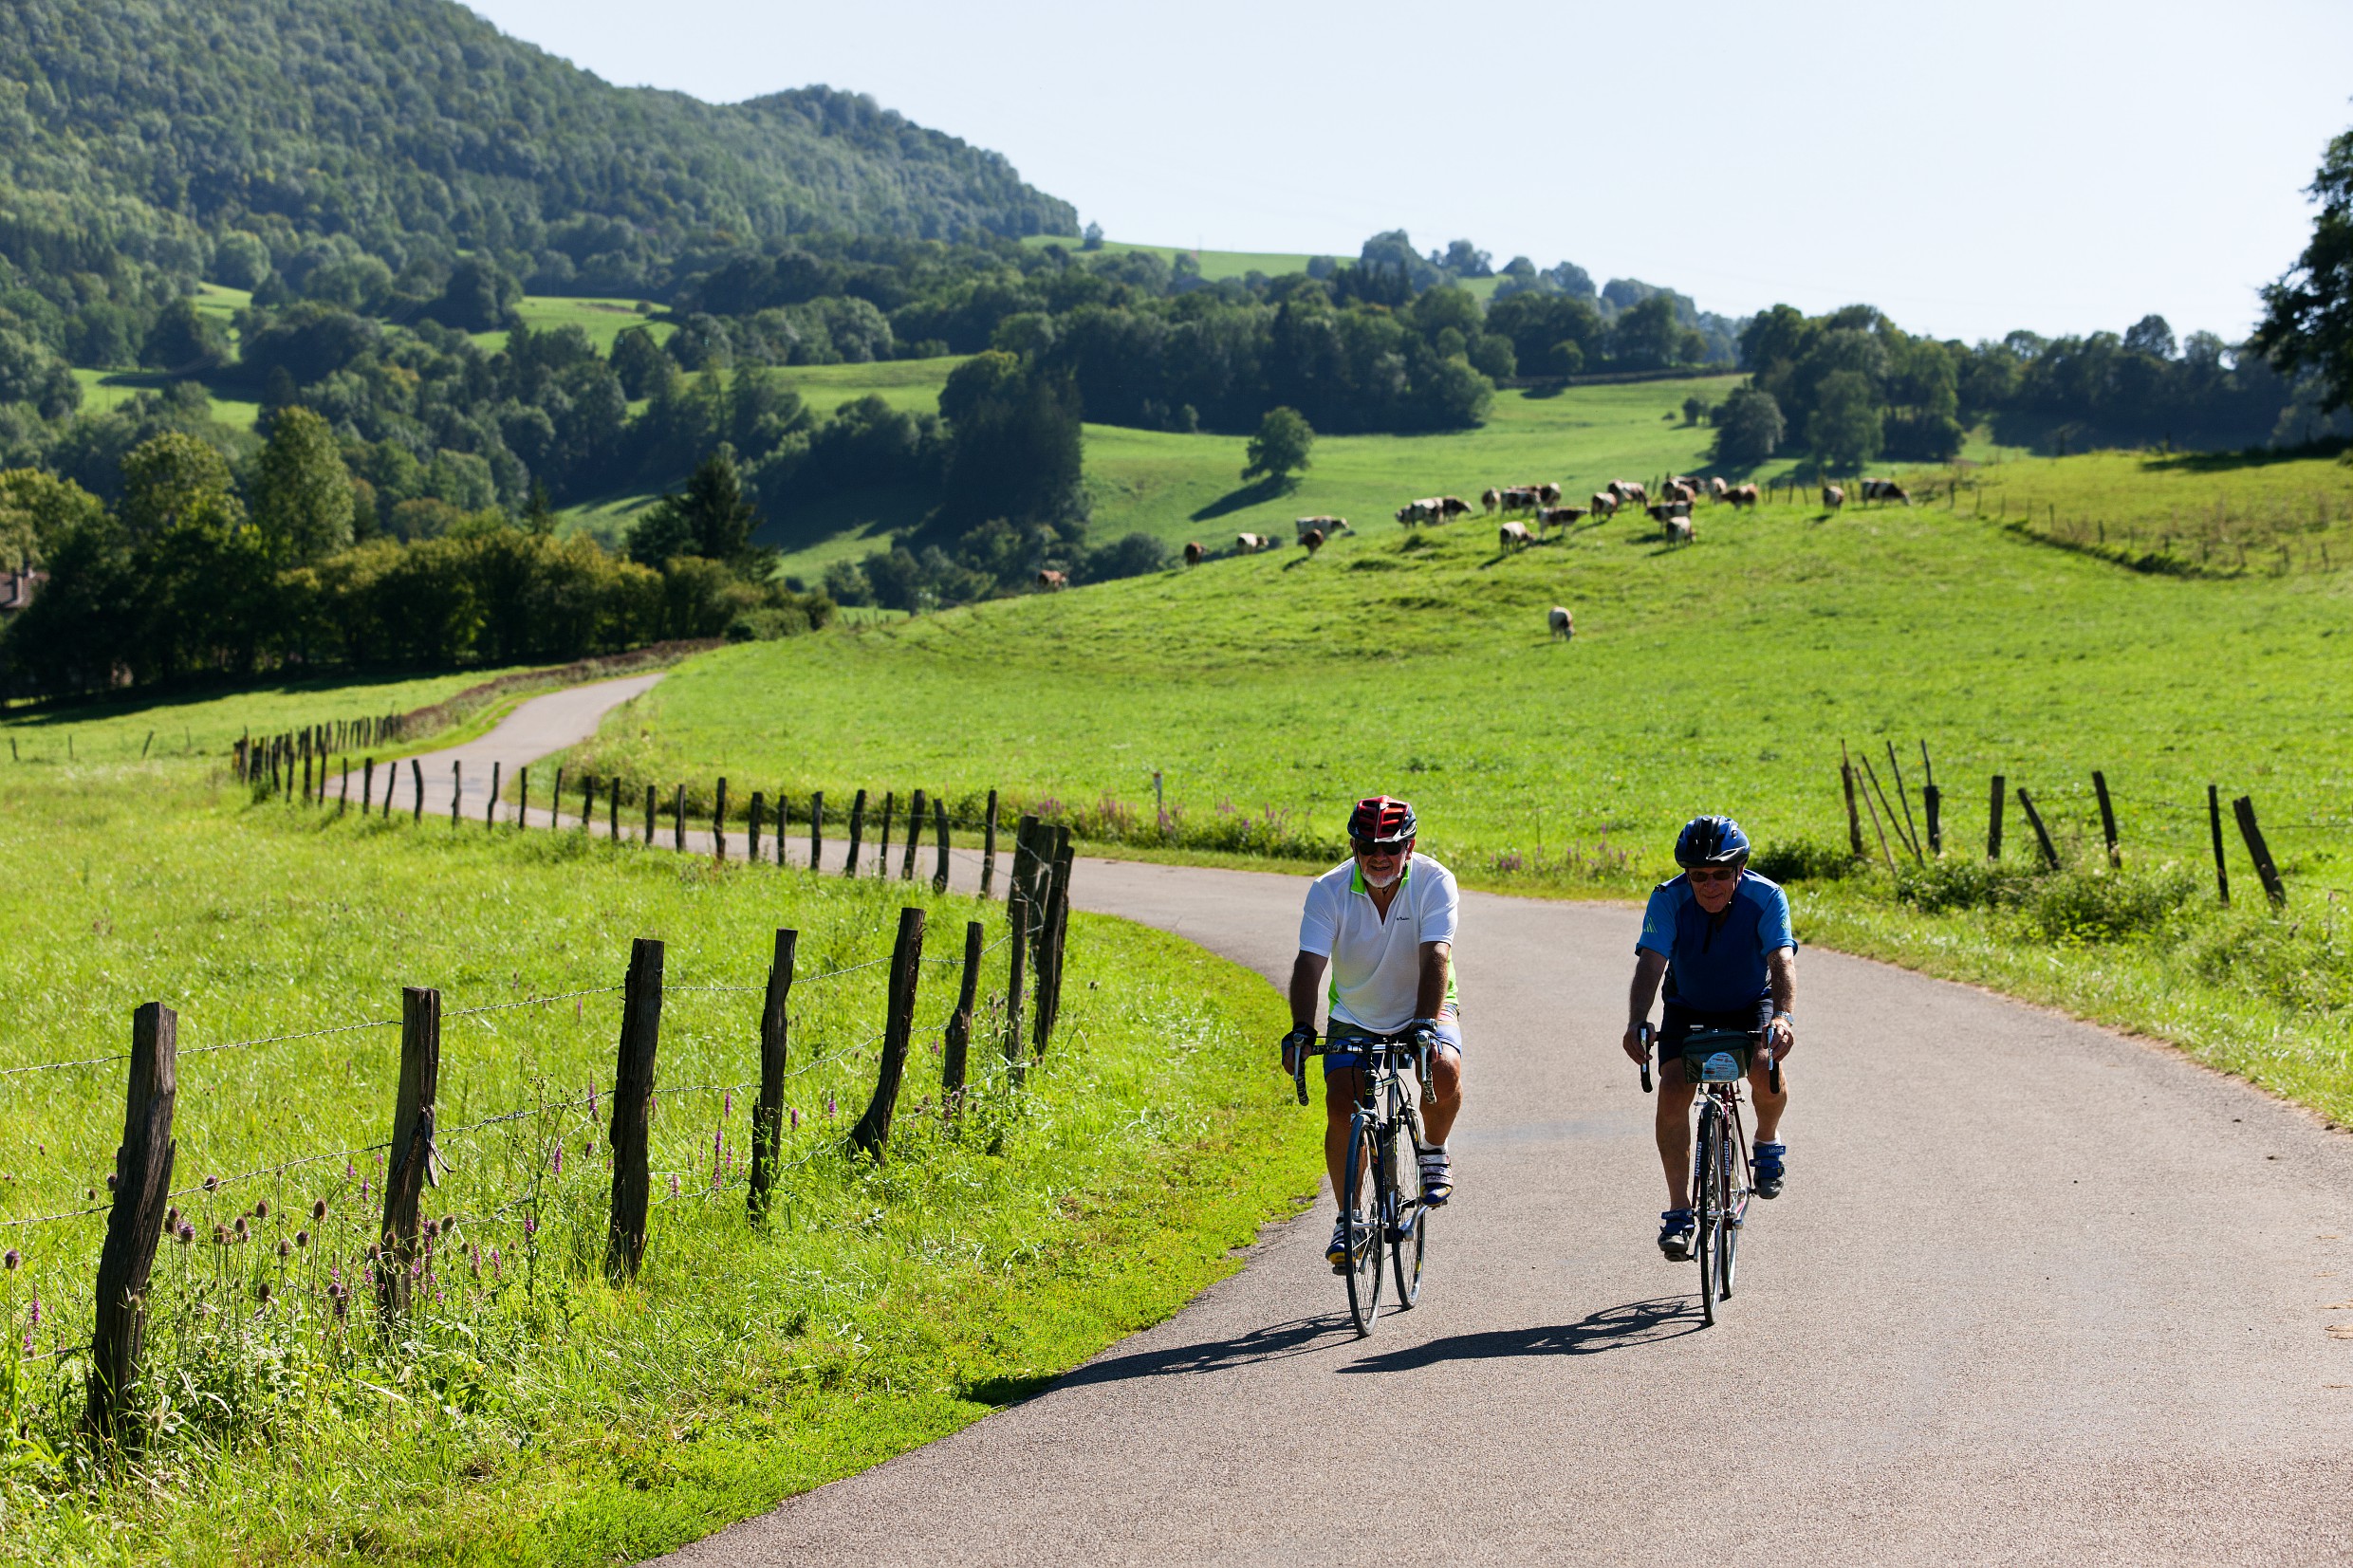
1685;866;1739;884
1352;839;1409;858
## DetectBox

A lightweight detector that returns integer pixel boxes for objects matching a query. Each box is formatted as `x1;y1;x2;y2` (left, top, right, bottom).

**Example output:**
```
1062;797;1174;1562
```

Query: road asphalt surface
358;679;2353;1565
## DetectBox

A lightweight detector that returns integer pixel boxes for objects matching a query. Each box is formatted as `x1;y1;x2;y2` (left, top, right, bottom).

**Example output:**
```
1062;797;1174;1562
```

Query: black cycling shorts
1658;998;1773;1069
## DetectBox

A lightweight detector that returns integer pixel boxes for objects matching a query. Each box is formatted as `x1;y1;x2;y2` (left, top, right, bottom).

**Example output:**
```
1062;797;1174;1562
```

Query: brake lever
1637;1021;1654;1095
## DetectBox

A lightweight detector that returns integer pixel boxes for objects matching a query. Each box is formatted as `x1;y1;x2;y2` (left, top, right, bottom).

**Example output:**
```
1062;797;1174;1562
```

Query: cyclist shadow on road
1039;1316;1356;1395
1335;1296;1699;1374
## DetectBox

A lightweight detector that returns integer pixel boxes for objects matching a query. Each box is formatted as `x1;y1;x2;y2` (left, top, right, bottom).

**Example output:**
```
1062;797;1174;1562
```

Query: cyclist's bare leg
1323;1064;1367;1201
1748;1056;1787;1144
1654;1057;1696;1209
1419;1046;1463;1145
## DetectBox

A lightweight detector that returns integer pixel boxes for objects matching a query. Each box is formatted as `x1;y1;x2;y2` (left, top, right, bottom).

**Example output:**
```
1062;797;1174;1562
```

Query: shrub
725;605;811;641
1750;837;1856;882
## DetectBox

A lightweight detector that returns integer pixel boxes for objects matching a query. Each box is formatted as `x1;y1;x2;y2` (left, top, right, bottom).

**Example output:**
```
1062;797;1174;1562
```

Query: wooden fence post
878;790;896;877
774;793;788;866
410;758;424;822
339;758;350;816
487;761;499;828
1033;828;1074;1055
843;788;866;876
900;789;925;880
1004;895;1030;1088
451;761;461;827
933;796;951;894
643;782;656;845
1839;749;1863;858
1919;741;1941;857
551;766;565;830
849;908;926;1162
749;928;797;1221
608;779;619;841
517;766;528;829
2093;770;2120;867
981;788;1000;897
2016;786;2061;869
748;792;764;864
581;775;594;834
362;758;375;813
83;1002;176;1452
672;784;686;853
809;790;824;872
2233;796;2288;907
1856;759;1899;876
1885;742;1923;860
605;938;664;1282
2208;784;2231;906
376;987;440;1322
713;777;728;860
1987;774;2006;860
941;919;982;1119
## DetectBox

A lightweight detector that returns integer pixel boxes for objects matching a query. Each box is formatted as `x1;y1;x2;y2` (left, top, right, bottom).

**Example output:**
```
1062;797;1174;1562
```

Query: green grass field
472;295;673;356
1;759;1312;1564
66;369;264;432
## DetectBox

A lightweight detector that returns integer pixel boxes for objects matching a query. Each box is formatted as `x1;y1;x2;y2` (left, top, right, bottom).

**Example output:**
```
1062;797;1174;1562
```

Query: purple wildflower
27;1289;38;1328
311;1198;327;1220
277;1238;291;1259
669;1173;680;1199
295;1229;309;1249
724;1091;733;1116
524;1215;537;1237
489;1246;502;1280
253;1199;269;1219
176;1223;194;1245
790;1106;801;1132
203;1174;218;1191
552;1145;563;1176
256;1281;272;1303
2;1249;16;1271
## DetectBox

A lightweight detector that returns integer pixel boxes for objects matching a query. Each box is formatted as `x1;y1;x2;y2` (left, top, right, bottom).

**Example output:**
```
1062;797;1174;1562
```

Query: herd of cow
1028;472;1916;587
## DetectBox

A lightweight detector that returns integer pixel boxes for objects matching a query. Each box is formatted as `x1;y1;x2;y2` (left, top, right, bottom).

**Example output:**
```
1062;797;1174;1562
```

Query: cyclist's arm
1622;949;1667;1061
1766;947;1796;1056
1288;950;1326;1034
1414;940;1451;1022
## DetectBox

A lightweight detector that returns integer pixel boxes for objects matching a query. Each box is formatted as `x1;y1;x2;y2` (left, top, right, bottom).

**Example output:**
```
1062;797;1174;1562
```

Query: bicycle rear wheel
1695;1101;1721;1327
1392;1107;1427;1309
1342;1115;1384;1336
1718;1114;1744;1300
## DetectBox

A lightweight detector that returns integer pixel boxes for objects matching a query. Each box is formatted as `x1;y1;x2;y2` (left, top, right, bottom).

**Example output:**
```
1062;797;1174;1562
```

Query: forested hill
0;0;1074;297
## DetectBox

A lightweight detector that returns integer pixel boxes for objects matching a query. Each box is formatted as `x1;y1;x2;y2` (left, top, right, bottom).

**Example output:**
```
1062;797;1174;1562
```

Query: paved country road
367;679;2353;1565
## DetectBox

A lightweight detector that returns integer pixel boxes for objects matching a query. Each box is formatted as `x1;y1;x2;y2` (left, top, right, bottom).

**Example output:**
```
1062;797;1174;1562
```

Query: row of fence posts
232;715;406;792
81;811;1078;1453
1838;738;2287;906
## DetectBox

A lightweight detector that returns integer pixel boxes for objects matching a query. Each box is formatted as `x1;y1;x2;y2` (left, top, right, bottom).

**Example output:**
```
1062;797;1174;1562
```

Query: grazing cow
1183;540;1204;565
1647;501;1694;525
1439;495;1473;521
1537;482;1563;505
1661;481;1695;507
1726;484;1760;508
1665;517;1695;544
1536;505;1586;532
1498;521;1531;551
1821;485;1844;511
1590;491;1619;518
1235;531;1272;552
1393;501;1434;527
1301;527;1325;556
1608;480;1649;506
1880;482;1911;506
1709;476;1729;501
1548;605;1574;640
1481;488;1502;515
1037;568;1068;589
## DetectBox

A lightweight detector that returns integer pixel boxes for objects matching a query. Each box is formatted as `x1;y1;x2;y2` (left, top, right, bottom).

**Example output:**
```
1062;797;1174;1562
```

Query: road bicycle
1640;1024;1780;1326
1292;1030;1432;1337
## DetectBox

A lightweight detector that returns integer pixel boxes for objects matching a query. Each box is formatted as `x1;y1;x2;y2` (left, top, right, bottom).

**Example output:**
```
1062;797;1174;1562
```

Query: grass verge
0;765;1315;1564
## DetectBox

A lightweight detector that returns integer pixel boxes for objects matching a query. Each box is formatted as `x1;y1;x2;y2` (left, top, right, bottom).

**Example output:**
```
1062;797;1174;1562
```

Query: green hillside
0;0;1072;304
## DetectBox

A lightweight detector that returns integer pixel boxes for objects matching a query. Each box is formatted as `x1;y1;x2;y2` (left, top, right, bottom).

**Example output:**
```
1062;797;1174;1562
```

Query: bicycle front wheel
1342;1116;1384;1336
1717;1116;1743;1300
1392;1107;1427;1309
1695;1101;1722;1327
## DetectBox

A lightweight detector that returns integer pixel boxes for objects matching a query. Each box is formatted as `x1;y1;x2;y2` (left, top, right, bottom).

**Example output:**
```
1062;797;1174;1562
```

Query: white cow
1548;605;1574;640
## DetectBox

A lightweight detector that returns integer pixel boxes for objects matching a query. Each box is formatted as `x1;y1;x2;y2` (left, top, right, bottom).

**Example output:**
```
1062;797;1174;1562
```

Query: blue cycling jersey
1636;872;1796;1011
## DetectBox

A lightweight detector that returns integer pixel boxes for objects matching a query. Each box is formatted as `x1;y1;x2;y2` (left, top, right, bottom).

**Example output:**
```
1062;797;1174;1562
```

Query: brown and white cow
1301;527;1325;556
1037;568;1068;589
1665;516;1695;544
1235;531;1273;552
1821;485;1844;511
1548;605;1575;640
1394;501;1435;527
1498;521;1532;551
1439;495;1473;521
1726;484;1760;508
1608;479;1649;506
1590;491;1619;519
1709;476;1729;501
1537;482;1563;506
1480;487;1502;515
1183;540;1204;565
1536;505;1585;532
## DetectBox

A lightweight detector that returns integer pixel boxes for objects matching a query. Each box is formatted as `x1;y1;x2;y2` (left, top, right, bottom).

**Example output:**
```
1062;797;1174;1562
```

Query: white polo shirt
1298;853;1460;1033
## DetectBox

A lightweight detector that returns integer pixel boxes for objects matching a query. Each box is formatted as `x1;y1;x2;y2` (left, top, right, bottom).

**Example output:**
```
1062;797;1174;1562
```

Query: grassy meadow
0;753;1312;1563
469;295;673;357
552;481;2353;1119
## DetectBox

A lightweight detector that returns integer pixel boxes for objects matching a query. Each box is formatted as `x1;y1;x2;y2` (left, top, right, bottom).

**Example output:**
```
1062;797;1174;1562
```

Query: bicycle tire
1392;1104;1427;1309
1719;1111;1744;1300
1695;1100;1720;1327
1343;1115;1384;1336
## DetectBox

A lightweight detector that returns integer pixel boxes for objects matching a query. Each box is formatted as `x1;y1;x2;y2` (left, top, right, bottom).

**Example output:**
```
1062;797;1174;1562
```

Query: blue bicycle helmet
1674;815;1751;867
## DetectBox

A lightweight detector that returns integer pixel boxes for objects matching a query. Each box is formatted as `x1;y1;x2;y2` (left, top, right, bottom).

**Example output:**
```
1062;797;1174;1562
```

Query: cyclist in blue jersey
1620;816;1796;1262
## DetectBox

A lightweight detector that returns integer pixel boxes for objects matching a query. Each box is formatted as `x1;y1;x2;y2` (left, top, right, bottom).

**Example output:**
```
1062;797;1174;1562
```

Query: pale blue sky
470;0;2352;345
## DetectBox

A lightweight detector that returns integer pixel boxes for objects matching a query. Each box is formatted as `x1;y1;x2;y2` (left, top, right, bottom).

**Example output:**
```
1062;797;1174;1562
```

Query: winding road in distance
358;676;2353;1565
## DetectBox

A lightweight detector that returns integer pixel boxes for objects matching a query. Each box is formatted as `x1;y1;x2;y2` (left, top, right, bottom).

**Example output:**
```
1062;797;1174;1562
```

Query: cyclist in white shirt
1281;796;1465;1270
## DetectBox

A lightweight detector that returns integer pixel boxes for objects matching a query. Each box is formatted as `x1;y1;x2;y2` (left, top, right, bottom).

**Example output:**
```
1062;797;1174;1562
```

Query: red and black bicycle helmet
1348;795;1417;846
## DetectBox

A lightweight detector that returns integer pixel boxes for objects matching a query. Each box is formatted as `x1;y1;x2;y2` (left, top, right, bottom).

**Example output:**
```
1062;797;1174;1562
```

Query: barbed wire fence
4;810;1079;1457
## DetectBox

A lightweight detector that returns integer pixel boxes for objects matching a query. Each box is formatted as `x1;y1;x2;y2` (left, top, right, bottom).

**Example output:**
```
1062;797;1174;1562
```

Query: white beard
1362;866;1403;890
